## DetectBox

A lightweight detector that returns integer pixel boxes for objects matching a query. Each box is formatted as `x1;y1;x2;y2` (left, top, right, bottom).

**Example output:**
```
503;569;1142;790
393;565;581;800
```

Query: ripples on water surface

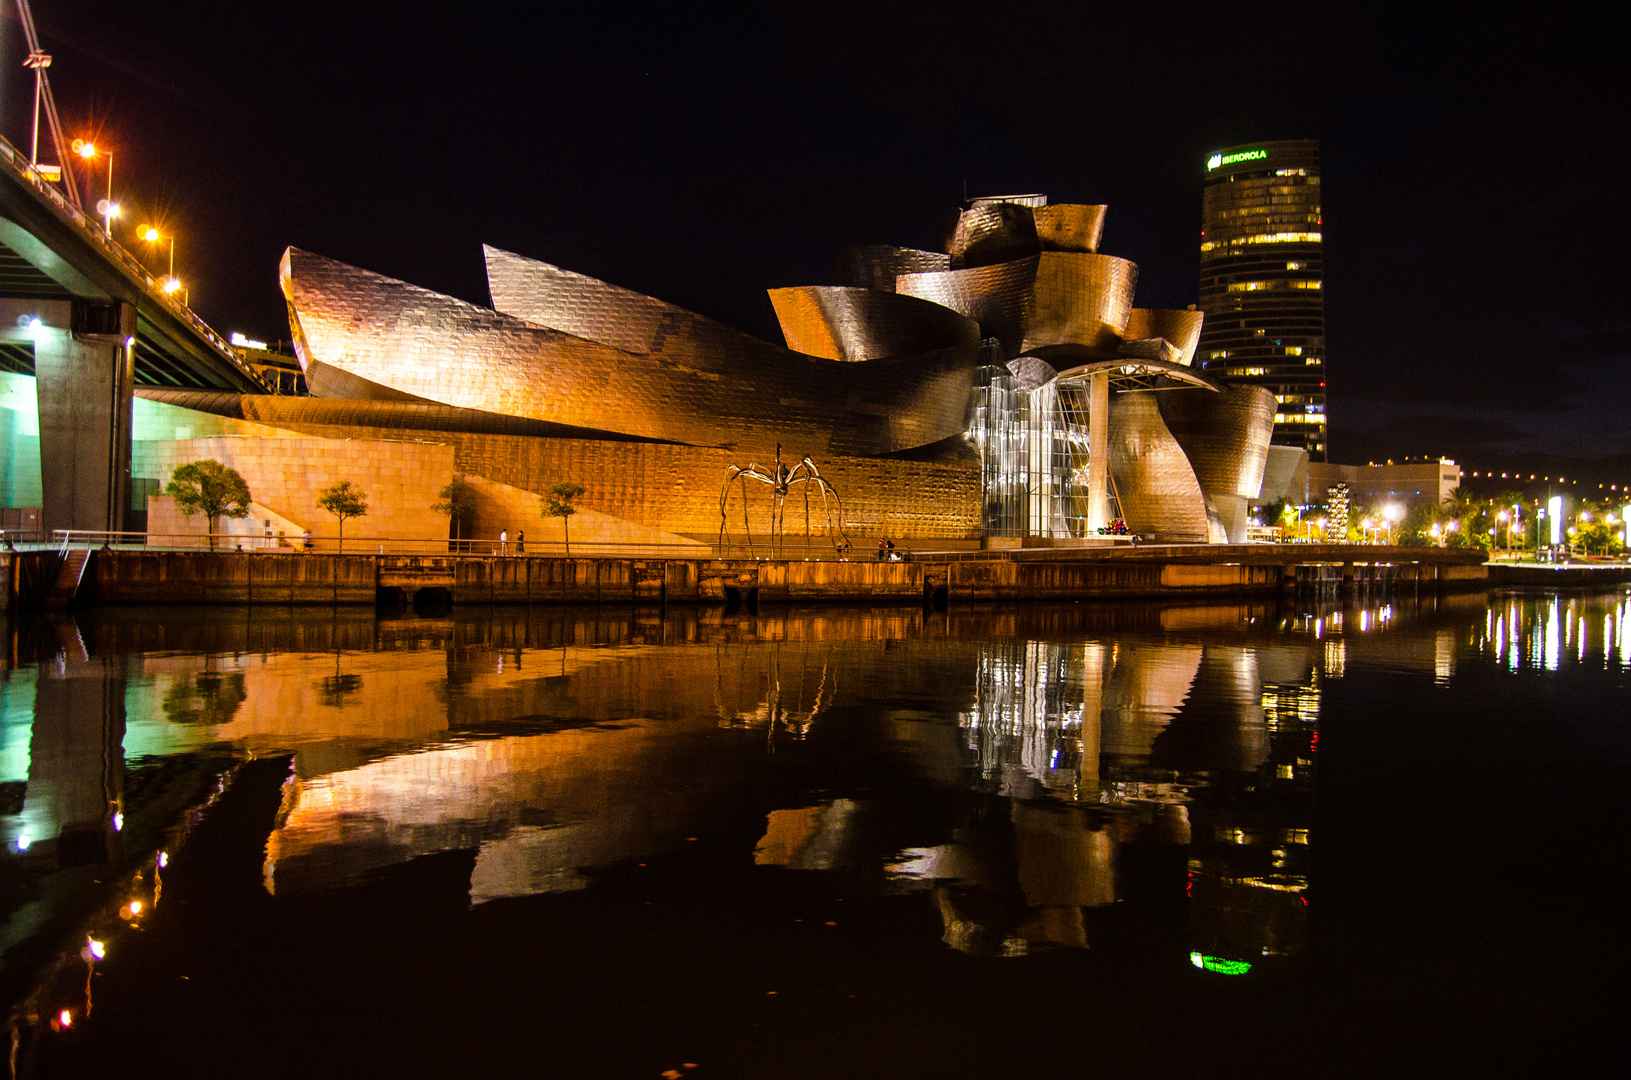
2;591;1628;1077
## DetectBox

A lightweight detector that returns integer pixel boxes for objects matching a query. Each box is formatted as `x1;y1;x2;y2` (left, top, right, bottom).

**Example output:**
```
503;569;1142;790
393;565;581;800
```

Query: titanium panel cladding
767;286;980;362
1032;205;1106;254
1107;391;1211;543
948;203;1040;269
483;245;780;361
1156;384;1276;501
1020;253;1138;355
895;256;1039;359
831;246;951;293
1122;308;1205;366
281;248;977;459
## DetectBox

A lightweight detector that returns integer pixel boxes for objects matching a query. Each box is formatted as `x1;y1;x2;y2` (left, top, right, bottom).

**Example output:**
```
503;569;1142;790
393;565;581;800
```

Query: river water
2;590;1627;1077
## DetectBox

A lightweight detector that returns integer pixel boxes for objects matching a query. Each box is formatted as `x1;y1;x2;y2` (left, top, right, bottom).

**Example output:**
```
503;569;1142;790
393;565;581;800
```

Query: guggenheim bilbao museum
18;194;1281;549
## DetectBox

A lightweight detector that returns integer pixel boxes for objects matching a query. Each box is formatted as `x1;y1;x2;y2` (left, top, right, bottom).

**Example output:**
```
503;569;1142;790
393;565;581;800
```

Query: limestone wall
255;420;981;541
460;472;705;554
146;495;309;549
136;436;455;548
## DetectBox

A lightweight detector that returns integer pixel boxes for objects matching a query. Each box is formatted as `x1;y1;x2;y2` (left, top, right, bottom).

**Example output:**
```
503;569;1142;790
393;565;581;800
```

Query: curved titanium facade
831;246;951;293
1019;253;1138;355
1122;308;1205;367
895;256;1039;358
1105;392;1212;543
483;245;780;361
1032;205;1106;253
767;286;980;362
948;202;1040;269
223;190;1276;546
1156;384;1276;543
282;248;977;458
135;388;667;442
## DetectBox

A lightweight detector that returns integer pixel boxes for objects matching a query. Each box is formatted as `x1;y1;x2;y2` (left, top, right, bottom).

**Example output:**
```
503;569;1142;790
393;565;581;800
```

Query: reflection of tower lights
1323;639;1345;678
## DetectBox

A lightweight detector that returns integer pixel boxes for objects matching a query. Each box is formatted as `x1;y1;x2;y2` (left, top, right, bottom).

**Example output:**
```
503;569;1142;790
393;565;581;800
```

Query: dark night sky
6;2;1627;477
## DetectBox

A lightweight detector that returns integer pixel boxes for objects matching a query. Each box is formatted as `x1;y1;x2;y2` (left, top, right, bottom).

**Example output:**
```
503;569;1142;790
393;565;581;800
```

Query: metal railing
48;530;893;561
0;134;269;391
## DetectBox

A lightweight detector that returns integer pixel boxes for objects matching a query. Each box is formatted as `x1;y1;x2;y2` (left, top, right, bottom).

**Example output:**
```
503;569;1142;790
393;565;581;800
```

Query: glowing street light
1382;503;1403;544
141;225;176;280
160;274;189;306
72;138;117;233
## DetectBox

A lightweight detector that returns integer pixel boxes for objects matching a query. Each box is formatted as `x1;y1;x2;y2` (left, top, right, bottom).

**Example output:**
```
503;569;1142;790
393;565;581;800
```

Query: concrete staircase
45;547;92;608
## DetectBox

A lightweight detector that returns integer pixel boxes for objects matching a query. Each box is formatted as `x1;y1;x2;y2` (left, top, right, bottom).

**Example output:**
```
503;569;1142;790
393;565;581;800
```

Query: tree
542;482;586;556
433;478;478;550
317;480;369;553
1573;521;1623;557
164;460;252;550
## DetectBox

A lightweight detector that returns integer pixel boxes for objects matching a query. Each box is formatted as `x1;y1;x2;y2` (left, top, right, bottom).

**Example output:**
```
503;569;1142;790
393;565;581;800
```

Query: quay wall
0;548;1500;609
1487;563;1631;587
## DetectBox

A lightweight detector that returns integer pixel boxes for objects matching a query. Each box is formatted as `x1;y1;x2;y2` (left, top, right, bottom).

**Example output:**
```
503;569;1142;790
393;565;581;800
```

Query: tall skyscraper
1196;140;1325;460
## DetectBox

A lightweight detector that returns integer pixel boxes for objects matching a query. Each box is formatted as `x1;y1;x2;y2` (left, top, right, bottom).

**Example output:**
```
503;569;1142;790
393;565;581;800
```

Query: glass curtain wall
968;350;1099;539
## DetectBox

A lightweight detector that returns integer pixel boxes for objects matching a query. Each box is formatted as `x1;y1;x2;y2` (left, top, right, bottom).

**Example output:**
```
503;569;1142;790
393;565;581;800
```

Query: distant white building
1256;451;1460;509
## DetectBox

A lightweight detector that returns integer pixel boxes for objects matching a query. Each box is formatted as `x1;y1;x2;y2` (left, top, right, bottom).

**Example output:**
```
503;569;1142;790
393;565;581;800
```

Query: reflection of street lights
72;139;118;232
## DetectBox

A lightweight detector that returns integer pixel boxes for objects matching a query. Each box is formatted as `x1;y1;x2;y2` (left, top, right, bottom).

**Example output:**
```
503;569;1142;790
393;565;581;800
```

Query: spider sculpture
718;443;849;558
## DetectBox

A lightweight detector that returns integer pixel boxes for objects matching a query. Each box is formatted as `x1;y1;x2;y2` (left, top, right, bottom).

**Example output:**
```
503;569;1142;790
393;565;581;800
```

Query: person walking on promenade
301;529;313;551
500;528;508;555
516;530;525;554
877;539;887;561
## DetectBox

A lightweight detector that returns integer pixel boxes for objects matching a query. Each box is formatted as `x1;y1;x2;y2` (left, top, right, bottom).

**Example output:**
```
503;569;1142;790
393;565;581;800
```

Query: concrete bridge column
33;301;136;537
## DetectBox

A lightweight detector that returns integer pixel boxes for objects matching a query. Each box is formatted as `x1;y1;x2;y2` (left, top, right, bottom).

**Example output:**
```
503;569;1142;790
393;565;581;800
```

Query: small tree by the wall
433;478;478;551
164;460;252;550
542;482;586;556
317;481;369;553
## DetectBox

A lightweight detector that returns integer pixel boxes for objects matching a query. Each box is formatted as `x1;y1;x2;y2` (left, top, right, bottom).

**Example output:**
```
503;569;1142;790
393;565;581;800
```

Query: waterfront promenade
3;542;1500;609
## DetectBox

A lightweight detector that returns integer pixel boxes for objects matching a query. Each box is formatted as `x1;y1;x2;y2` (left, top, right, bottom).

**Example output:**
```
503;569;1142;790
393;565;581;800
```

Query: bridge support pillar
35;301;136;538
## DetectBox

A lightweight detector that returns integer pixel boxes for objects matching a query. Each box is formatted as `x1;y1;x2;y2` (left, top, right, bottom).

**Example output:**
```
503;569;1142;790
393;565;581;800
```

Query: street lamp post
141;226;175;278
161;275;189;307
1383;503;1403;545
23;50;50;166
72;140;118;233
141;226;187;305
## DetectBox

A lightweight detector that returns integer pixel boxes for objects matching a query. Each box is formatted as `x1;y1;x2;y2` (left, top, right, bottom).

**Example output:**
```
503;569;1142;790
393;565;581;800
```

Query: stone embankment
1;543;1497;609
1486;562;1631;587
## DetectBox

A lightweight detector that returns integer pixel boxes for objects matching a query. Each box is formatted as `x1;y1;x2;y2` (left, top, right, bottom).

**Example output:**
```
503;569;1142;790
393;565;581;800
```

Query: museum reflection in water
4;590;1631;1017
